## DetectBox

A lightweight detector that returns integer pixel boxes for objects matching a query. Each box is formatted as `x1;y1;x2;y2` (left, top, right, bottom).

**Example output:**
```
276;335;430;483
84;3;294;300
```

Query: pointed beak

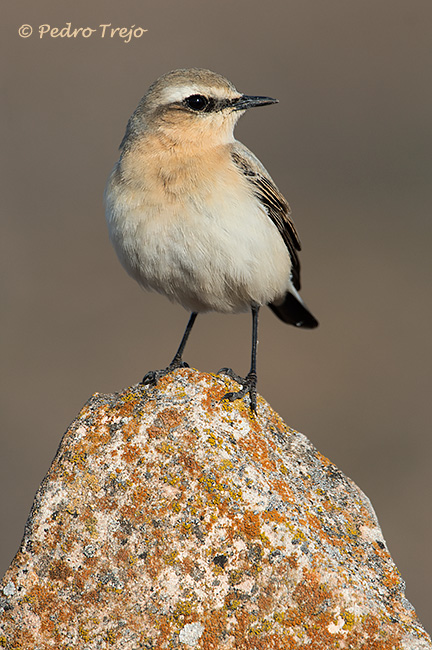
232;94;279;111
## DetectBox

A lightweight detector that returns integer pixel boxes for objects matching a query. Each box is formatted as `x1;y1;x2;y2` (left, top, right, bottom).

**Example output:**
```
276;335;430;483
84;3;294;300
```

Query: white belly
105;168;292;314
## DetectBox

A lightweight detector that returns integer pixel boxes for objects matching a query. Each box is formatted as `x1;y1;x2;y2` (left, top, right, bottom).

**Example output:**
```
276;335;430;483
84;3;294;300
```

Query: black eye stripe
178;95;243;114
183;94;217;113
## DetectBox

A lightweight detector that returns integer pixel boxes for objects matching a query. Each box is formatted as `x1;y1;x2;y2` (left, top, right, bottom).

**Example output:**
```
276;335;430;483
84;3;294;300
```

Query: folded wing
230;143;318;329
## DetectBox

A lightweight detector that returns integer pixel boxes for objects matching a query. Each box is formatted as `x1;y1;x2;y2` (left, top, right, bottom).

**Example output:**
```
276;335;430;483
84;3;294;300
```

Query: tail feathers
269;292;318;329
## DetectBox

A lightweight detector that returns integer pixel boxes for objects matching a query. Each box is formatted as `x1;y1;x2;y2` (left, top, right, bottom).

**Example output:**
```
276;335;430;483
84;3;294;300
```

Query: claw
217;367;245;384
142;370;159;386
217;368;257;413
142;359;189;386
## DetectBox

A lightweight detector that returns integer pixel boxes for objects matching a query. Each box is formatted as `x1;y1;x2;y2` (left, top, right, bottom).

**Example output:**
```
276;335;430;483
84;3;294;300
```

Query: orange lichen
240;511;262;540
48;559;73;583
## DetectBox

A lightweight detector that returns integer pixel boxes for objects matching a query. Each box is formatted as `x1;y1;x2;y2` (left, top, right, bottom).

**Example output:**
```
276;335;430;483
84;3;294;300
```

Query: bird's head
120;68;278;150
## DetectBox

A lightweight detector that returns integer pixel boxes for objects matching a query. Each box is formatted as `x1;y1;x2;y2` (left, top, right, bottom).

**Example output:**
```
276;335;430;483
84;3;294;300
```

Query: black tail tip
269;293;319;329
294;314;319;329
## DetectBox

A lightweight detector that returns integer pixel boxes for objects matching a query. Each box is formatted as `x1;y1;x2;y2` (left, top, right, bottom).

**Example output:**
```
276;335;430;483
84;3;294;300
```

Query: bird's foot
218;367;257;413
142;357;189;386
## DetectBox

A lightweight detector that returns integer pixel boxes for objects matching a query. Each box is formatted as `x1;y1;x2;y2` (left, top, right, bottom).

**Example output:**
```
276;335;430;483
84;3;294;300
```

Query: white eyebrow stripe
159;85;240;105
160;85;202;104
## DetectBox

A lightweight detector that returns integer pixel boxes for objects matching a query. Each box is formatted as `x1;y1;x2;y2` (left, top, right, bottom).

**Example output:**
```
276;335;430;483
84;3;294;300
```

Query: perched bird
105;68;318;412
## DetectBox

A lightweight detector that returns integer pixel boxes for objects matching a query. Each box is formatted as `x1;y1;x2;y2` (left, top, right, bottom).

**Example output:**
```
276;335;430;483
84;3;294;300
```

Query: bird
105;68;318;412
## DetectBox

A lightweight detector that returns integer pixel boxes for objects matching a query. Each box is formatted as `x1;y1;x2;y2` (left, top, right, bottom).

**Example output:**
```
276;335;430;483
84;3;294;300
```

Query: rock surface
0;369;430;649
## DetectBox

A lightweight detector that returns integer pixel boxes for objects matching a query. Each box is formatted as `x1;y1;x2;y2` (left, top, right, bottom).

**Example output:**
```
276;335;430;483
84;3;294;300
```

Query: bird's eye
184;94;209;111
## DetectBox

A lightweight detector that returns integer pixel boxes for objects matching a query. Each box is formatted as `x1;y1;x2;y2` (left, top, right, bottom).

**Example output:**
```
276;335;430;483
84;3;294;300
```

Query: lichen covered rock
0;369;430;649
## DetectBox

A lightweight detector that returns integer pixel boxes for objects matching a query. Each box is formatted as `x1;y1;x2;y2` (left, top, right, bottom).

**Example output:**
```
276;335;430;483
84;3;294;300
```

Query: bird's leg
142;312;198;386
219;305;259;413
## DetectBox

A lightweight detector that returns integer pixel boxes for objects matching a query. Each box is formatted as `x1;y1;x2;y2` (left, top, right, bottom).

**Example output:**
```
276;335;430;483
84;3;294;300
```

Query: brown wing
230;147;302;291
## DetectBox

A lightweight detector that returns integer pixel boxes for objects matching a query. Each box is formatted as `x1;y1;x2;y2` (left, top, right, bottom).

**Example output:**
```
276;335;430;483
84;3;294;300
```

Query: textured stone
0;369;430;649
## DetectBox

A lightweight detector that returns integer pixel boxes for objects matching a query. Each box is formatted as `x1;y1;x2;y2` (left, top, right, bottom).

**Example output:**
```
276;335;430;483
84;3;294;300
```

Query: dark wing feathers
230;148;301;290
230;144;318;329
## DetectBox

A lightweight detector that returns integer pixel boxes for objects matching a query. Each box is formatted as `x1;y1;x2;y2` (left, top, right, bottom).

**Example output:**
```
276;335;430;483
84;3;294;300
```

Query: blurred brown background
1;0;431;633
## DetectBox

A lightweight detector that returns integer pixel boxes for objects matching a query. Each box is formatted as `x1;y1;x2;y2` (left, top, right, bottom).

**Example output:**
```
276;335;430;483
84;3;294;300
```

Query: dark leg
142;312;198;385
219;305;259;413
169;311;198;367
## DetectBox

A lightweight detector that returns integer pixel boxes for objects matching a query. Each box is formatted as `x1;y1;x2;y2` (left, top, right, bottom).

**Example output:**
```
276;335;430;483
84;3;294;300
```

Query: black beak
232;94;279;111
